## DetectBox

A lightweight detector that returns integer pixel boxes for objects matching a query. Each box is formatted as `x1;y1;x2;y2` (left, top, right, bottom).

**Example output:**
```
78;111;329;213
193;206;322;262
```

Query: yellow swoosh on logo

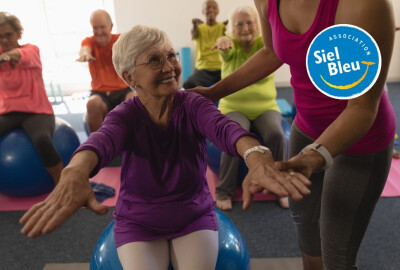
320;61;375;90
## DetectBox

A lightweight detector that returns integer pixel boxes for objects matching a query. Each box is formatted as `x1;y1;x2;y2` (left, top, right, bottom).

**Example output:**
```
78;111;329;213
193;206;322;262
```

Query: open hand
211;36;233;51
19;168;108;238
75;54;96;62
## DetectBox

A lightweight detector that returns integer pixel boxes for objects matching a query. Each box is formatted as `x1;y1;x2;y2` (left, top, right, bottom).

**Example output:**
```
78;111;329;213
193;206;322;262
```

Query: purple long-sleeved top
76;91;256;247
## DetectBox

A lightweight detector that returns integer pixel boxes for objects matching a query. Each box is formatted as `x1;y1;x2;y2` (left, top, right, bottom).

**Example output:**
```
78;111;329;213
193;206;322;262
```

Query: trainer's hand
275;148;326;178
185;86;220;103
242;154;311;210
19;167;109;238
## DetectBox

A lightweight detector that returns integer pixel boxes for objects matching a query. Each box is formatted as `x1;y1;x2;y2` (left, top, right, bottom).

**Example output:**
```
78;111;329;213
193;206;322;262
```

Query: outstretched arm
211;36;233;51
19;150;109;238
76;46;95;62
0;49;21;63
0;49;21;68
191;18;204;39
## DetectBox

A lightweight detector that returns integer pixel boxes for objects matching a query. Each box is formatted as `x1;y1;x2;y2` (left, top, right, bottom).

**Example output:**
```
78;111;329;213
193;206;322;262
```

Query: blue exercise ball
0;117;80;197
215;209;250;270
207;118;291;182
90;209;250;270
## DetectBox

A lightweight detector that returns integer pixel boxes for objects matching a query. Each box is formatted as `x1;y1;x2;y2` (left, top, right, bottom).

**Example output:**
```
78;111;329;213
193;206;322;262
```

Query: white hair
112;25;170;82
226;5;260;37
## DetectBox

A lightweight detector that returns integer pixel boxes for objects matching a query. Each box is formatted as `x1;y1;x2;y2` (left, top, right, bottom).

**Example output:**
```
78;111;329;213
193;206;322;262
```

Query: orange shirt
0;44;53;115
82;34;128;92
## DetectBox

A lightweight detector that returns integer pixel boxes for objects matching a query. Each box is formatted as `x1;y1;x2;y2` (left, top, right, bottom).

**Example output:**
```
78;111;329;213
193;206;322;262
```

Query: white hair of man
112;25;170;84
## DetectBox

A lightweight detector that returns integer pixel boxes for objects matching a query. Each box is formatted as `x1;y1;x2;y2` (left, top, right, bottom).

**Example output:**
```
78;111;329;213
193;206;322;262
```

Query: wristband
300;143;333;170
243;145;271;167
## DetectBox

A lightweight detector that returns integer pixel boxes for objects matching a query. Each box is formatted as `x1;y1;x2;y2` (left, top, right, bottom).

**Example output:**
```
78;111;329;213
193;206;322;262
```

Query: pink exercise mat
0;167;121;212
381;158;400;197
2;159;400;212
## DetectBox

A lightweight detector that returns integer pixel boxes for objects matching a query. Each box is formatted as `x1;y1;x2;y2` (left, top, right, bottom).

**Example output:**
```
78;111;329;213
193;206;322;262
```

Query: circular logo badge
306;24;381;100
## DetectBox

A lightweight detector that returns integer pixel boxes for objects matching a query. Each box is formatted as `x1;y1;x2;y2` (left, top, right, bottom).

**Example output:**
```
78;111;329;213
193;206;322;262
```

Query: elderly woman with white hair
19;25;310;269
211;5;288;210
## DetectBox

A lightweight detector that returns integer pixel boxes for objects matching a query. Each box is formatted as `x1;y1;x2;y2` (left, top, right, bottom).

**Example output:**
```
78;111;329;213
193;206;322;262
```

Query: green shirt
218;35;279;120
194;22;225;70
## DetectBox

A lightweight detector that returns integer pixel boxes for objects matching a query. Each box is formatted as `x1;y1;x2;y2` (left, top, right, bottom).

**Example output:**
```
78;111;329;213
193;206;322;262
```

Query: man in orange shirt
77;9;135;132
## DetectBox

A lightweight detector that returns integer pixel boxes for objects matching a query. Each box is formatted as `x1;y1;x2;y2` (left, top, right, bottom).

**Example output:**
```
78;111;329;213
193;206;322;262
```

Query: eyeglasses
134;51;180;70
0;32;15;40
234;21;254;29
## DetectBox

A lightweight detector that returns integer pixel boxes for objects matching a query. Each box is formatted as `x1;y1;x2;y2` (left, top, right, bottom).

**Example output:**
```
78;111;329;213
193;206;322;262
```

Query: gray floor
1;198;399;270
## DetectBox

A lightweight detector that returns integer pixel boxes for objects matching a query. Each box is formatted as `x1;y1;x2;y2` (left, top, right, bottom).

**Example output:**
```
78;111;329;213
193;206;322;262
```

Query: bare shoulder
254;0;268;18
336;0;393;27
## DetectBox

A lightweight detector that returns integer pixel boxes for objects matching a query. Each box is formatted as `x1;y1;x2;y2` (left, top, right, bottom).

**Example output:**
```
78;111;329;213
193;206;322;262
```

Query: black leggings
0;112;61;167
182;69;221;89
90;87;132;112
289;123;392;269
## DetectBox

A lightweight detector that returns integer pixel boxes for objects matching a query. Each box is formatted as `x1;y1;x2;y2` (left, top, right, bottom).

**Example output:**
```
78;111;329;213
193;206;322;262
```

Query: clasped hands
242;154;314;210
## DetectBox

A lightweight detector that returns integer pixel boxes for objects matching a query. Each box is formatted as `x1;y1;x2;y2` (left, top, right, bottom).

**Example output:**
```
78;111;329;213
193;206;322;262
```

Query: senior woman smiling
20;25;310;270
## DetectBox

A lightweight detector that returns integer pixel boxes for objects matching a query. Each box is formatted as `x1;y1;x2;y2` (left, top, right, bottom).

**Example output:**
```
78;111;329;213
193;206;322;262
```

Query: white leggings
117;230;219;270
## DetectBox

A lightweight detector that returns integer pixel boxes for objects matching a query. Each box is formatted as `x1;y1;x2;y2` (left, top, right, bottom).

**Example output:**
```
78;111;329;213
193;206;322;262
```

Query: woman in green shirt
212;5;288;210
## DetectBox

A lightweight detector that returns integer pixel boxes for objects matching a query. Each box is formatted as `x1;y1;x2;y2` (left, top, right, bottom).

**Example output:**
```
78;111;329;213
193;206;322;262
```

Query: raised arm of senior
211;36;233;51
0;49;21;67
191;18;204;39
76;46;96;62
19;150;109;238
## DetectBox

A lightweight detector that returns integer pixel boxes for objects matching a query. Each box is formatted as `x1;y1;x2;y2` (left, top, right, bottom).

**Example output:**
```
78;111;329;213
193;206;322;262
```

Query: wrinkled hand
75;54;96;62
211;36;233;51
242;158;311;210
19;168;109;238
192;18;204;25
